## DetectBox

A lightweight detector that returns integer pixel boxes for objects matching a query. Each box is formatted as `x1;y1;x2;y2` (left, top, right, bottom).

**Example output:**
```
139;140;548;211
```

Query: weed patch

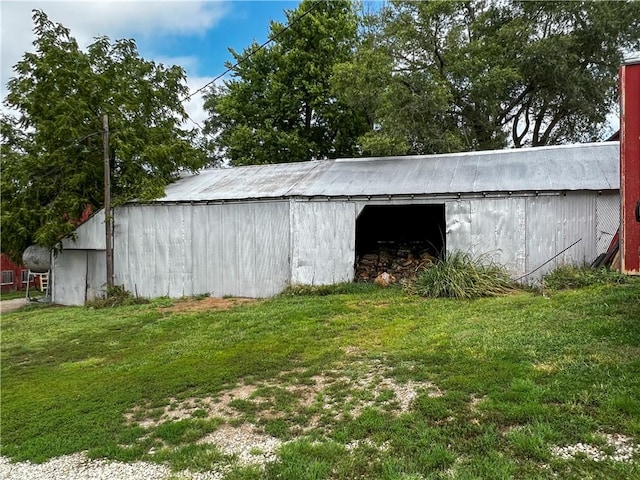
86;285;149;308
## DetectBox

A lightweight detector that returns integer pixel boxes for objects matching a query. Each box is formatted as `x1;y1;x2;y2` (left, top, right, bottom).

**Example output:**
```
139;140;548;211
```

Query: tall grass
406;251;515;299
543;265;628;291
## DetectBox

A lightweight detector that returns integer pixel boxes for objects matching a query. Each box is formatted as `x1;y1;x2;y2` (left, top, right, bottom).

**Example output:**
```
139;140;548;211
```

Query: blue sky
1;1;302;124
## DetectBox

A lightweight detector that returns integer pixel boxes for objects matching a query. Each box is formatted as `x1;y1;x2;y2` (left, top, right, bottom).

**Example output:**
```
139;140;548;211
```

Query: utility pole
103;114;114;291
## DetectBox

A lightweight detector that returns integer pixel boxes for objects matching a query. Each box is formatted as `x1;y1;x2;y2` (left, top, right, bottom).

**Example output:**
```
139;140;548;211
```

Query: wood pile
356;244;437;282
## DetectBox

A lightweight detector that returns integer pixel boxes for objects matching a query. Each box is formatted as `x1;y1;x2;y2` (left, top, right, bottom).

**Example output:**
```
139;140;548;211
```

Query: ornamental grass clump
406;251;515;299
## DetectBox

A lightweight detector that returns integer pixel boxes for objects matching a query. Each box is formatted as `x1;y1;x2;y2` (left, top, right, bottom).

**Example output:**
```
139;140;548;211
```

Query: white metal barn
52;142;620;305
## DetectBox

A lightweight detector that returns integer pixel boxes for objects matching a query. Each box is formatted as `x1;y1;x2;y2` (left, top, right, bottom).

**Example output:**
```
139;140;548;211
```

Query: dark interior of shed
354;204;446;281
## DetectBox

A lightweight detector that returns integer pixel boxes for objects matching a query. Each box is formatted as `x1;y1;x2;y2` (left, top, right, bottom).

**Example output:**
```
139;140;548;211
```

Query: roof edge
335;141;618;163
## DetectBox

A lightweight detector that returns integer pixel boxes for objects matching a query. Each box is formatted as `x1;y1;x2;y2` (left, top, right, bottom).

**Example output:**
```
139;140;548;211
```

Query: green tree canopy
204;0;368;166
1;10;206;261
334;0;640;156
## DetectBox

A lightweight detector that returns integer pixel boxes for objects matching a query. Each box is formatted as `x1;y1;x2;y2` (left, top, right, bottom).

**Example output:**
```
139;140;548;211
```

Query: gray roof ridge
334;141;617;163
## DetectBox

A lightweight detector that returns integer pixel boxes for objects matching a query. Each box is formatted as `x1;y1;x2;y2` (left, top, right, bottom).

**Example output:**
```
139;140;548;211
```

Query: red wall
620;58;640;274
0;254;34;292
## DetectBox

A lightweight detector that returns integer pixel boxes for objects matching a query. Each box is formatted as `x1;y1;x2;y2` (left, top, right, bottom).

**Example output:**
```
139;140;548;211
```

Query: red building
620;54;640;274
0;254;35;293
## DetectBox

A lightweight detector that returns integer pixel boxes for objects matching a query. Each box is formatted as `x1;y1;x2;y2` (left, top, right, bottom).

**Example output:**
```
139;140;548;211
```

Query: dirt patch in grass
159;297;257;313
124;358;443;463
124;384;259;428
125;360;443;435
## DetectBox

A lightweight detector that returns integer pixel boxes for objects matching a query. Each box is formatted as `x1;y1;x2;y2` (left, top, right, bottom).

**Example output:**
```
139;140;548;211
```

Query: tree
339;0;640;154
204;0;368;165
1;10;206;262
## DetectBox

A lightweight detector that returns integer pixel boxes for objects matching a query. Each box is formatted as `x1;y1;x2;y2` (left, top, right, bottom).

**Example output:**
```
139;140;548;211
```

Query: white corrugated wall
290;200;356;285
52;191;620;305
113;202;291;299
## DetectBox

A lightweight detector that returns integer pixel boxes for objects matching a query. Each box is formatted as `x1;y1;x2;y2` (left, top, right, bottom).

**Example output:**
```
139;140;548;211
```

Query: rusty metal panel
596;193;621;255
290;200;356;285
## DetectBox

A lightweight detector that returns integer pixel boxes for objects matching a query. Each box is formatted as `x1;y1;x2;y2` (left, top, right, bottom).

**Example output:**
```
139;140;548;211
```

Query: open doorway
355;204;445;281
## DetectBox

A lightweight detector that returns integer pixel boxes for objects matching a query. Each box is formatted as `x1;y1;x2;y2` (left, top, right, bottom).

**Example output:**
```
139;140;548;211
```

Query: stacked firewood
356;245;437;282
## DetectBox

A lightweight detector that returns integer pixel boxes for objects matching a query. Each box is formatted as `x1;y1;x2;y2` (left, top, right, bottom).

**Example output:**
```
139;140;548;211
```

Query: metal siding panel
446;200;472;254
525;194;598;281
238;204;258;297
61;210;106;250
112;206;126;289
291;201;356;285
116;205;160;298
154;206;168;296
596;193;621;254
252;202;291;296
111;203;291;300
52;250;87;305
169;205;189;297
564;194;597;265
220;205;240;295
135;205;155;296
209;205;225;295
468;198;526;277
183;205;195;295
525;196;557;276
86;250;106;300
189;205;209;296
113;206;129;294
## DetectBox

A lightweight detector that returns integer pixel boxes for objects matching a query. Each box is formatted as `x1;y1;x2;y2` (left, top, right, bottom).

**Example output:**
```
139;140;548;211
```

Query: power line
181;0;324;103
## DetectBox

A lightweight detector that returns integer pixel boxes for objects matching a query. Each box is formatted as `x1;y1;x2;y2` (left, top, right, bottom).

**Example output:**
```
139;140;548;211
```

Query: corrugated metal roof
158;142;619;203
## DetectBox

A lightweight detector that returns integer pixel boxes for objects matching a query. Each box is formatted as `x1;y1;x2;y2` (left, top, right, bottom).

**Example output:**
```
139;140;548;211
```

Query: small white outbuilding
52;142;620;305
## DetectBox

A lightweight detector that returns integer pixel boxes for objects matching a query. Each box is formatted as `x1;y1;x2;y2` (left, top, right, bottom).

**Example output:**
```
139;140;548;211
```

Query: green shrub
405;251;515;299
542;265;627;291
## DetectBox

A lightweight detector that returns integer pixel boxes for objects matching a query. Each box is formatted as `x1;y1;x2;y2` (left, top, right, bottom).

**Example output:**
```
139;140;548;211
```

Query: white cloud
1;0;229;107
182;74;227;130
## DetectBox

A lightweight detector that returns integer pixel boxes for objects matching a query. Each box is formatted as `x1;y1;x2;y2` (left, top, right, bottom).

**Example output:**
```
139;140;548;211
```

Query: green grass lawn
0;289;43;301
1;282;639;479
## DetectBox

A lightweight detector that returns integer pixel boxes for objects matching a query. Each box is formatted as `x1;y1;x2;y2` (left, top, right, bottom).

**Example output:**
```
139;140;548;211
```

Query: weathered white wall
52;250;87;306
113;202;291;299
60;210;105;250
83;250;106;301
524;194;595;279
290;200;356;285
596;193;621;254
53;191;620;305
445;192;619;282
